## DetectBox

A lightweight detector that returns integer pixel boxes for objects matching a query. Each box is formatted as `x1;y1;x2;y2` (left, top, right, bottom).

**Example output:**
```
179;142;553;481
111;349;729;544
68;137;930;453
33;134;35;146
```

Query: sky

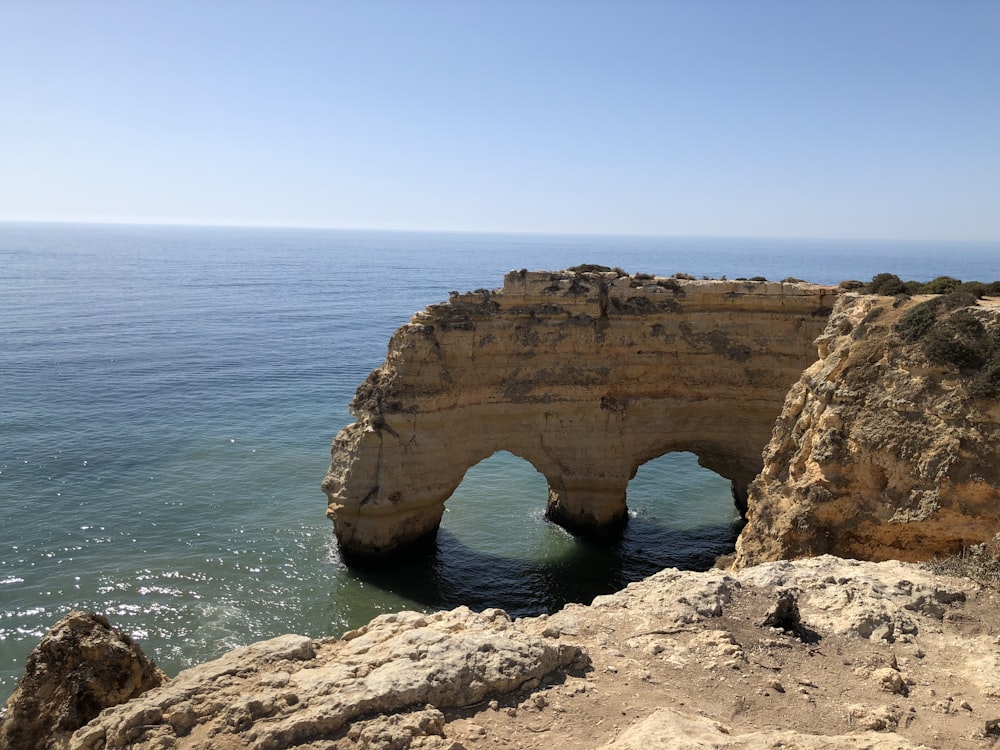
1;1;998;241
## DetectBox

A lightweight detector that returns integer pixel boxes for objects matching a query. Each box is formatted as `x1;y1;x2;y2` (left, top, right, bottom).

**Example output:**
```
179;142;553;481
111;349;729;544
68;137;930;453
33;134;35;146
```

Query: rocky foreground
4;556;1000;750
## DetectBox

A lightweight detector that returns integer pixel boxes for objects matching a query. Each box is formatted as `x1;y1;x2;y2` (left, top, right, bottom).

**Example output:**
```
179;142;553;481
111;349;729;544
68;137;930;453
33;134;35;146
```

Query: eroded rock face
734;294;1000;566
67;607;583;750
0;610;165;750
323;270;837;558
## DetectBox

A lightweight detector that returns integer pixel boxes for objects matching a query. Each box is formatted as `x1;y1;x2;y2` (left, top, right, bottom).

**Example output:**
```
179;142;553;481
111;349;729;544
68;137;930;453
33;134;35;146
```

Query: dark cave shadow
343;514;745;619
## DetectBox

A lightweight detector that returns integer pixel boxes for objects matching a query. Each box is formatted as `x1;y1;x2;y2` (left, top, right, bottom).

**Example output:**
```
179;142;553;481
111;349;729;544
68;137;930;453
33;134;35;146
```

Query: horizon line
0;217;997;246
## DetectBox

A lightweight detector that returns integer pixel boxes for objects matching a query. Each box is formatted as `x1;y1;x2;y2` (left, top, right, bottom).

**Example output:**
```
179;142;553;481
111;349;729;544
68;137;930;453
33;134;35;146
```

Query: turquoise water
1;223;996;704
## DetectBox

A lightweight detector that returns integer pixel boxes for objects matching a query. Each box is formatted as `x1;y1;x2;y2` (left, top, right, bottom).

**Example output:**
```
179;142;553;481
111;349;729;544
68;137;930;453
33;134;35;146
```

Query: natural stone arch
323;269;838;560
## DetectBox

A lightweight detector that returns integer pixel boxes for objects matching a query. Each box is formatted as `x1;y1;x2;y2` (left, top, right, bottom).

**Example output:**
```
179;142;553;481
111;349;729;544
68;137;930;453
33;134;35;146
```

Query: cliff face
323;270;837;558
735;294;1000;566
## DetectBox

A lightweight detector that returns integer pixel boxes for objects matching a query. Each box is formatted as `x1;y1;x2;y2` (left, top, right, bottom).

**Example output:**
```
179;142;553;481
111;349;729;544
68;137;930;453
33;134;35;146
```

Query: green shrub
970;360;1000;399
896;300;941;342
839;279;865;291
921;311;989;371
568;264;612;273
866;273;907;296
920;276;963;294
958;281;987;299
940;290;979;310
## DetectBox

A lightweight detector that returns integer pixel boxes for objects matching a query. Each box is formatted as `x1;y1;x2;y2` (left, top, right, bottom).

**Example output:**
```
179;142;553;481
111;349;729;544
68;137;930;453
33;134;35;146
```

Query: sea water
1;222;996;703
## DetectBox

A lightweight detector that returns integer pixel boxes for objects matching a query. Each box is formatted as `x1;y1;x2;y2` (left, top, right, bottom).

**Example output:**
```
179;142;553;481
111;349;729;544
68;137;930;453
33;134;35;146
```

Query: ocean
1;222;996;704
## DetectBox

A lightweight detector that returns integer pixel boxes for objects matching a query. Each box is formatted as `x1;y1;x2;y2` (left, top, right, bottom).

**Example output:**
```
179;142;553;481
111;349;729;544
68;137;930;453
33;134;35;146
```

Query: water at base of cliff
2;222;996;704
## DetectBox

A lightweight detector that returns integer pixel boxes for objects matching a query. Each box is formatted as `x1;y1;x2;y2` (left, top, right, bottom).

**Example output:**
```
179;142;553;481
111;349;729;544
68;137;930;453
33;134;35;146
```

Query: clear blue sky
1;1;998;240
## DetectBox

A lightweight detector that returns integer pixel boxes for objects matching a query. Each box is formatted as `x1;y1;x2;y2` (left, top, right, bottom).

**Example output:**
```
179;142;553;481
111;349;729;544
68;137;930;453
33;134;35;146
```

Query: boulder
0;610;165;750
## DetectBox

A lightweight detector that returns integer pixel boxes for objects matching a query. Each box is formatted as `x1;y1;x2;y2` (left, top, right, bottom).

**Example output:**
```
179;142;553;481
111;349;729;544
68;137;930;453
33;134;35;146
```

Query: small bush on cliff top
940;289;979;310
921;275;963;294
969;360;1000;399
862;273;1000;298
897;299;942;342
928;534;1000;588
565;263;627;276
895;296;1000;395
866;273;908;296
922;312;988;371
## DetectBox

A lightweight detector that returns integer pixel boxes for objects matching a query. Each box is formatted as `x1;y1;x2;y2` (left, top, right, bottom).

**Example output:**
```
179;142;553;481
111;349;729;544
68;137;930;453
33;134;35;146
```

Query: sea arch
323;269;838;560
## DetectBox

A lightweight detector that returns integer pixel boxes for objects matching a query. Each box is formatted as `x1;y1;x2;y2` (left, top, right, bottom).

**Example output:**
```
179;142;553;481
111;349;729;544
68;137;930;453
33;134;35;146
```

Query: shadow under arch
345;451;744;618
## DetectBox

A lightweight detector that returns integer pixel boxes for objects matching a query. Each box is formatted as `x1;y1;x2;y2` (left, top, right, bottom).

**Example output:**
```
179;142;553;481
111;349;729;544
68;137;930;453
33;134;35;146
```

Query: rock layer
323;270;837;558
734;294;1000;566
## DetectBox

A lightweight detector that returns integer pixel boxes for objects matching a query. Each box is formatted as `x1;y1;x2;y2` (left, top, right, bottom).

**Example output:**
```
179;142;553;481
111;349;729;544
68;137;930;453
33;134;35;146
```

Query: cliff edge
6;557;1000;749
735;292;1000;566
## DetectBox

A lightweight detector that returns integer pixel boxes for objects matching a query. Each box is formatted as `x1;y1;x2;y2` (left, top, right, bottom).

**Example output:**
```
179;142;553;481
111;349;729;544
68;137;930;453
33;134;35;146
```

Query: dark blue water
1;222;996;703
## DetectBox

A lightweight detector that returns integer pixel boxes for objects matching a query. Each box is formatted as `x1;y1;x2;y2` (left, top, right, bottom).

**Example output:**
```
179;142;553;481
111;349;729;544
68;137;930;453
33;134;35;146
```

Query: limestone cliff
735;293;1000;566
323;269;837;558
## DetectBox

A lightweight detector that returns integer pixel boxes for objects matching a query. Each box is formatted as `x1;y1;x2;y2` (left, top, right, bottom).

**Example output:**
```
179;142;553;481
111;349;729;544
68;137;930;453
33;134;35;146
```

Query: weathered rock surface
324;269;837;558
65;607;583;750
0;610;165;750
10;556;992;749
605;708;929;749
735;294;1000;566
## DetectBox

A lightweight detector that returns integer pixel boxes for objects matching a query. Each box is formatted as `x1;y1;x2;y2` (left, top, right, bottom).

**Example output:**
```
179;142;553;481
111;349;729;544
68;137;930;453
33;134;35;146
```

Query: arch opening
346;450;744;618
622;451;745;575
439;450;567;561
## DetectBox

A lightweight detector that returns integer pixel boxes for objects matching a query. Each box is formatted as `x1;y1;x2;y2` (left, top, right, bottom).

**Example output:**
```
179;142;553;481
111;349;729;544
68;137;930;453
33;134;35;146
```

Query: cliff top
7;556;1000;749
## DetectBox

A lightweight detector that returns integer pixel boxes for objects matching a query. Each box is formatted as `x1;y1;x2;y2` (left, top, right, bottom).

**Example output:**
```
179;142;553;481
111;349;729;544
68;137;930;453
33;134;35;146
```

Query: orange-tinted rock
734;294;1000;566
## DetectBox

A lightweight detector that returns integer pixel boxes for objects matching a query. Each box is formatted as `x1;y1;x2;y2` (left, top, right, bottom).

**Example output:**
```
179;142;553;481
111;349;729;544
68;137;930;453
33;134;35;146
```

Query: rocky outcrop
3;556;991;749
65;607;583;750
0;611;165;750
323;269;837;558
735;294;1000;566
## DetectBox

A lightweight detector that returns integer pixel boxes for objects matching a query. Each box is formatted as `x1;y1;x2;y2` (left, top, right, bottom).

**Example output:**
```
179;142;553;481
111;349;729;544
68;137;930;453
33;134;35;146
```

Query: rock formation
0;610;165;750
735;293;1000;566
64;607;583;750
2;556;993;749
323;269;837;558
